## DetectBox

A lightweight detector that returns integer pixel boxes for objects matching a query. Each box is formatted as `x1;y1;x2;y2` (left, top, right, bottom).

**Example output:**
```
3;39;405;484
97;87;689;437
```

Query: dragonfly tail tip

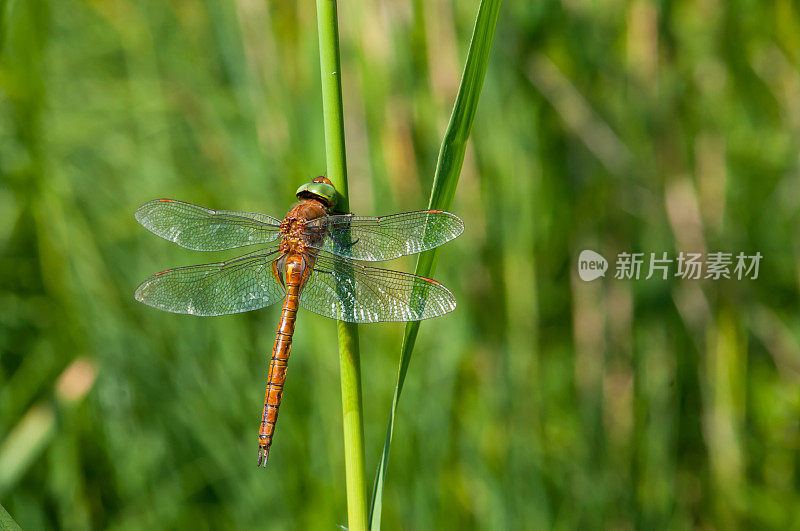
257;446;270;468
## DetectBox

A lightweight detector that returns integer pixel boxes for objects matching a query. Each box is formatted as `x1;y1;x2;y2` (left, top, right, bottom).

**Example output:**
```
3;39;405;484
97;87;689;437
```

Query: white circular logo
578;250;608;281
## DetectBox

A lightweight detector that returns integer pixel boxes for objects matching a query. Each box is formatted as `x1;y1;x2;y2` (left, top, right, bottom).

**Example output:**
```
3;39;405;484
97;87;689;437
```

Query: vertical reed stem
315;1;368;529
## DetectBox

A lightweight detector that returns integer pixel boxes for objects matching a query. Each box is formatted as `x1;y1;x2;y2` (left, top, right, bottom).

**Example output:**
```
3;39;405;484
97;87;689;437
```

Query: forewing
298;251;456;323
135;250;285;316
136;199;282;251
303;210;463;261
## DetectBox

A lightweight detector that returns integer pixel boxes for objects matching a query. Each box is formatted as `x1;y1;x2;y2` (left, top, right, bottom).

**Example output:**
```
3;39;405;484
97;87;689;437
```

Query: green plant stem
336;320;366;529
315;1;368;530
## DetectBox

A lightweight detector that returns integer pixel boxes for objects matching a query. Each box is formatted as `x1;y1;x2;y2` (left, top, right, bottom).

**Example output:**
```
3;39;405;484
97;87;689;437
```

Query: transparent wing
303;210;463;261
135;199;282;251
135;249;285;316
298;251;456;323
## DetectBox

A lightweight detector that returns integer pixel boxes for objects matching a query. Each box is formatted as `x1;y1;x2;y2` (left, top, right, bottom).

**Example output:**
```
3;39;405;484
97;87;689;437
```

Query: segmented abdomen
257;255;303;467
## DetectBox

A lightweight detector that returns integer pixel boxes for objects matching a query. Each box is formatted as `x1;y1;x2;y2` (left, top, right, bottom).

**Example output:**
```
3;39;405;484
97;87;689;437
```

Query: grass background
2;0;800;528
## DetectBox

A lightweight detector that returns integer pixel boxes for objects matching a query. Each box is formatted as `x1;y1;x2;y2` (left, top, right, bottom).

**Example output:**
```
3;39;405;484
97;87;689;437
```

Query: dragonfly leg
327;230;360;249
339;237;359;249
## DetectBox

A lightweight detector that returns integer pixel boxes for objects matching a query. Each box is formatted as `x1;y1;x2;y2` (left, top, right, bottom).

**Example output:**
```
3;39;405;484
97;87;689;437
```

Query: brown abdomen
257;256;303;467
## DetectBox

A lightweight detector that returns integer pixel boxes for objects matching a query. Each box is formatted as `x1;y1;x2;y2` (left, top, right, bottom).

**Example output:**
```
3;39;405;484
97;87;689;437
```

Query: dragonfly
134;176;463;467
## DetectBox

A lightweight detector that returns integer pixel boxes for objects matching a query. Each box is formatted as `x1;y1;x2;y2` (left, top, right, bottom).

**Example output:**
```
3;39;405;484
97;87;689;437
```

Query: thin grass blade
368;0;502;528
0;502;22;531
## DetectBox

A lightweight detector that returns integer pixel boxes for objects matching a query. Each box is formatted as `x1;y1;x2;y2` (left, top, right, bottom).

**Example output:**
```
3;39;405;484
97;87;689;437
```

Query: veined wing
303;210;463;261
136;199;282;251
298;251;456;323
135;249;285;316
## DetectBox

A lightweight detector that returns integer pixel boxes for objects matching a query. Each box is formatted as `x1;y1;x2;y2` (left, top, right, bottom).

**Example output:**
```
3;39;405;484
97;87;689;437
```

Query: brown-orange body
257;197;329;466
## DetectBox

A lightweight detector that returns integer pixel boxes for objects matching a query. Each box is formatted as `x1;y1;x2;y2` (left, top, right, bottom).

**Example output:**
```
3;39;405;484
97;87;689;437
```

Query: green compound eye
296;181;338;207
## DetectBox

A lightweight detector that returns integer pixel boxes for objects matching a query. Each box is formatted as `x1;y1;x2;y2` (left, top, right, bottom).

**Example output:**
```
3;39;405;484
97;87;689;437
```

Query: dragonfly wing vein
298;251;456;323
303;210;463;261
135;199;282;251
135;249;285;316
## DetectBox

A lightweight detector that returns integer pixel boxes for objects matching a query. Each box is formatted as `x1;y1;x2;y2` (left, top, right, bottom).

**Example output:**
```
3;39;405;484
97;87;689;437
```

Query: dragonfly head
296;176;338;208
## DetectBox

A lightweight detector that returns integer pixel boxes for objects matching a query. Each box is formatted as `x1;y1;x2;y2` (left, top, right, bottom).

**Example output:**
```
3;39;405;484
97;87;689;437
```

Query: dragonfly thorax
278;199;329;255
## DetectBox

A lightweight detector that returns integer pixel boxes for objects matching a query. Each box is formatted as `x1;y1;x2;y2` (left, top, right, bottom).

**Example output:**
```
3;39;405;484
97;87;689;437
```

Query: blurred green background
2;0;800;528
